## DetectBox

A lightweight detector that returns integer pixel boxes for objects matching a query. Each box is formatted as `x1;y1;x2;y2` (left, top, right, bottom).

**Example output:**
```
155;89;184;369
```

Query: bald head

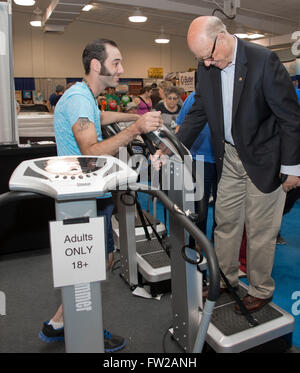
187;16;227;56
187;16;235;70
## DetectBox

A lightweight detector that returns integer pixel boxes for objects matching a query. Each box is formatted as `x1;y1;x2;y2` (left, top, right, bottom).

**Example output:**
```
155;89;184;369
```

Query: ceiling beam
96;0;212;16
95;0;298;36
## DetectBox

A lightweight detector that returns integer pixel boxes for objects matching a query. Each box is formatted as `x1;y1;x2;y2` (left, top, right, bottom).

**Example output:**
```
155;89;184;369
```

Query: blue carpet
138;192;300;349
272;199;300;348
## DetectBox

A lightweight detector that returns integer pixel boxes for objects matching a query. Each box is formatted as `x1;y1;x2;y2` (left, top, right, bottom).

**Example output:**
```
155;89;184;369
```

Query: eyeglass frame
197;33;219;65
166;95;179;101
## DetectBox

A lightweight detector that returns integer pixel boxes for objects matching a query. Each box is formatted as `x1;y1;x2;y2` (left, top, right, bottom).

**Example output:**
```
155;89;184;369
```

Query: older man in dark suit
176;16;300;313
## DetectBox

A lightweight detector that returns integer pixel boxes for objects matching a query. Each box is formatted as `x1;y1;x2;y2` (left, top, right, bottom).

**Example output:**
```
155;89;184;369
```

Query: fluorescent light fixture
247;33;265;39
234;33;249;39
155;37;170;44
129;8;147;23
14;0;35;5
30;18;41;27
30;7;42;27
155;27;170;44
235;33;265;39
82;4;93;11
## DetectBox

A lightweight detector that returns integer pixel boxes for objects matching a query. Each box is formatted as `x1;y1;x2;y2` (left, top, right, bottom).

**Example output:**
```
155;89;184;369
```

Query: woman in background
154;86;181;132
136;86;153;115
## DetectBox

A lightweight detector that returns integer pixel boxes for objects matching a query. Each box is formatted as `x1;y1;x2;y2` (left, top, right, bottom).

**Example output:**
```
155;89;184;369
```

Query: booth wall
12;12;196;79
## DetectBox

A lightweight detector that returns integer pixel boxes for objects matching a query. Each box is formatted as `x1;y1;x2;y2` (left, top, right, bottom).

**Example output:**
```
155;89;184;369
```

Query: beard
99;65;119;88
99;64;112;77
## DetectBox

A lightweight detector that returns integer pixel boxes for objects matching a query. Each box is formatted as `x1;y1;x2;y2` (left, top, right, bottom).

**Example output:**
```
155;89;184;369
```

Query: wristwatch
280;174;300;183
280;174;288;183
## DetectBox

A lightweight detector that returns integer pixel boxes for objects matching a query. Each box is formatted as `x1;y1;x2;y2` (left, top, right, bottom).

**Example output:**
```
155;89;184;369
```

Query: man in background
51;84;65;108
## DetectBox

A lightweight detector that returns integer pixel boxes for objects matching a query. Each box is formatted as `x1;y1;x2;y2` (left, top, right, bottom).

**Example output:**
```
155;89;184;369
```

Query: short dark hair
82;39;118;75
55;85;64;93
140;86;152;95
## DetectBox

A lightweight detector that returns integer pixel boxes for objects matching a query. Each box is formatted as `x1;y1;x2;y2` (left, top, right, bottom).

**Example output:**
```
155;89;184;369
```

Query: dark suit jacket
177;38;300;193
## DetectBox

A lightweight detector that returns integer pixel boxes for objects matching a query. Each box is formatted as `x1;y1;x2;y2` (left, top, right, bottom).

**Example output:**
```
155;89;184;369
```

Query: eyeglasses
166;96;179;101
197;34;218;65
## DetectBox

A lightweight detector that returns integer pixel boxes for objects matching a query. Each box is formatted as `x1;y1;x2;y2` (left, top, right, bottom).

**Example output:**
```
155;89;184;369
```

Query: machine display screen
34;157;107;176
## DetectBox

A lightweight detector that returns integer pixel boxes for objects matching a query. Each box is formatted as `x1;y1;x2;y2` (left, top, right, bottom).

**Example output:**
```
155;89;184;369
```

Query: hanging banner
148;67;164;79
178;71;195;91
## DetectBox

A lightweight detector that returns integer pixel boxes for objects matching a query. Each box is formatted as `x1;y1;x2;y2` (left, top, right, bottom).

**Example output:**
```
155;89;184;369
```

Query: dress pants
214;143;286;299
197;161;217;237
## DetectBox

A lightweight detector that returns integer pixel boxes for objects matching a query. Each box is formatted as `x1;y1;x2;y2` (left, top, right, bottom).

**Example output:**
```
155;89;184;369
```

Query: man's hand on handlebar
133;111;163;134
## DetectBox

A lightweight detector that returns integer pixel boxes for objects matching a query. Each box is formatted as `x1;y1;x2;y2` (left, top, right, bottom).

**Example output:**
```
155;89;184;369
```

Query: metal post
0;1;17;144
55;199;104;353
117;191;138;286
166;159;202;352
7;0;17;143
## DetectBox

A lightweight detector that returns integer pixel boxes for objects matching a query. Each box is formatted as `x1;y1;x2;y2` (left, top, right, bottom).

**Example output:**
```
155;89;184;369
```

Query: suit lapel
232;38;248;120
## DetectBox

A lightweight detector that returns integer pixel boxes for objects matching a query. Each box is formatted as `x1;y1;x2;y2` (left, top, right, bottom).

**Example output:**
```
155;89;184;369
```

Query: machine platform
203;281;294;353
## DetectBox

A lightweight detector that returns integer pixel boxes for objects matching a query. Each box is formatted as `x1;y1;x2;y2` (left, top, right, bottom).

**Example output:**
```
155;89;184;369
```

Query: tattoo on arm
78;117;91;132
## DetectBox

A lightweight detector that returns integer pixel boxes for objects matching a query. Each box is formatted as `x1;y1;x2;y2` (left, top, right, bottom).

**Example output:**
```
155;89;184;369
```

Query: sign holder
54;199;105;353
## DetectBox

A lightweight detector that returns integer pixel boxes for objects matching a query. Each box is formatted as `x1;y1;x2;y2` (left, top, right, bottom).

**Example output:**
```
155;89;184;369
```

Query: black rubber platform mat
141;251;170;268
210;287;283;336
136;239;165;255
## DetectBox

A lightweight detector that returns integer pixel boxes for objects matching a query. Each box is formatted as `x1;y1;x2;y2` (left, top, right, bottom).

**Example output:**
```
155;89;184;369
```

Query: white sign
178;71;195;91
49;217;106;288
0;291;5;316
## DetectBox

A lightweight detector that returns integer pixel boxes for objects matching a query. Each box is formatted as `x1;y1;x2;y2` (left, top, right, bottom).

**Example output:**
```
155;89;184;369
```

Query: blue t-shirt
54;82;110;198
49;93;57;107
54;82;102;155
296;88;300;105
176;92;215;163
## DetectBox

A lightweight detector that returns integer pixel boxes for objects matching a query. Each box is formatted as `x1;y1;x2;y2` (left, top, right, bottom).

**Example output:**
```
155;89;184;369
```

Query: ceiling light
82;4;93;11
30;18;41;27
155;27;170;44
30;7;42;27
234;33;249;39
247;33;265;39
14;0;35;5
155;37;170;44
128;8;147;23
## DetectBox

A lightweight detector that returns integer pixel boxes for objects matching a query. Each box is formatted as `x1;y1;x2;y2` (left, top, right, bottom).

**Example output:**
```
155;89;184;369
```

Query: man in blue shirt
176;91;217;240
40;39;163;352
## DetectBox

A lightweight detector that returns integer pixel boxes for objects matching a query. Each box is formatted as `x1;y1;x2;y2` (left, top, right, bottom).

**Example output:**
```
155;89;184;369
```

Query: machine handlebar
128;185;220;302
0;190;46;206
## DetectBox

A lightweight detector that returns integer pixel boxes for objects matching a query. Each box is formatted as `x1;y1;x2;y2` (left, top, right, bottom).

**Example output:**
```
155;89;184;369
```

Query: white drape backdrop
34;78;66;102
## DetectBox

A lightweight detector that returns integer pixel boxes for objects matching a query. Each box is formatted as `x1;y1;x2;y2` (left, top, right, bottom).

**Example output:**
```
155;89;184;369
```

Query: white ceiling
12;0;300;38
